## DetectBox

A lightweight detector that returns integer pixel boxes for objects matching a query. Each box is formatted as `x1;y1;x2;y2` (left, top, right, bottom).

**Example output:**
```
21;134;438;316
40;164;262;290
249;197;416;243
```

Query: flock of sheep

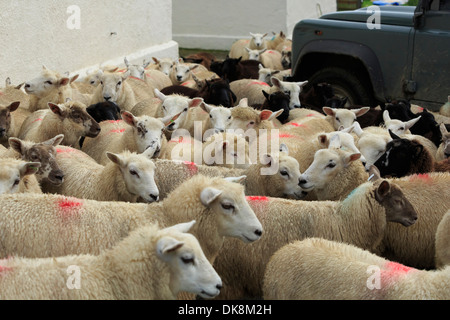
0;30;449;300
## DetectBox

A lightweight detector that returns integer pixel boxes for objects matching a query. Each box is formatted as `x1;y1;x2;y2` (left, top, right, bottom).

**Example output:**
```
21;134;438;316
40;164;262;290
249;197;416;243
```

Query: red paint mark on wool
181;82;191;86
249;81;270;87
56;148;75;154
107;120;122;123
32;118;43;123
0;265;12;274
409;173;432;184
306;114;317;117
287;122;306;127
183;161;198;175
381;261;416;284
129;76;144;82
170;136;192;144
58;199;83;210
110;129;126;134
116;68;126;73
246;196;269;202
278;133;296;138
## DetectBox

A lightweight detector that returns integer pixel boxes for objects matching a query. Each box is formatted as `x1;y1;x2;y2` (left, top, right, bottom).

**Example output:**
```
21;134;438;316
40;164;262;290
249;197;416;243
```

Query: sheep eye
209;114;212;118
228;116;232;120
45;81;53;85
284;90;290;95
400;127;405;131
130;170;139;178
221;203;234;211
183;108;188;112
90;80;95;85
181;256;194;265
336;117;340;122
280;170;289;176
249;121;255;125
13;179;20;186
100;81;103;85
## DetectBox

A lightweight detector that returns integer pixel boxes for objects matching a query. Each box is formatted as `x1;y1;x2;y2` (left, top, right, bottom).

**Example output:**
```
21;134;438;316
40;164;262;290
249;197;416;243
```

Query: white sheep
162;131;251;170
323;106;371;130
153;143;306;201
0;78;31;111
169;59;207;86
382;110;421;136
18;100;101;148
149;57;176;76
81;111;170;165
257;64;290;85
436;123;450;161
230;77;308;109
195;103;233;141
295;144;450;270
435;209;450;268
43;146;159;203
263;237;450;300
0;158;41;194
0;221;222;300
0;101;30;147
246;48;283;71
89;70;138;112
229;32;268;60
212;168;418;299
0;175;263;262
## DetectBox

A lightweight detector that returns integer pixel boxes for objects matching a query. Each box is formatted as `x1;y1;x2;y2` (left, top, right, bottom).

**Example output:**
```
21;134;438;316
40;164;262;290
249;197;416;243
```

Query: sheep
211;57;261;82
18;100;101;148
266;31;288;50
434;157;450;172
229;32;269;60
298;136;368;201
0;78;31;111
0;221;222;300
162;131;251;170
0;158;41;194
85;101;121;123
256;91;290;124
6;135;65;186
81;111;170;165
0;174;263;270
440;95;450;117
42;146;159;203
263;237;450;300
257;64;291;85
246;48;283;71
436;123;450;161
150;57;176;76
230;77;308;110
182;51;217;70
169;60;209;86
374;130;436;178
212;167;417;299
435;209;450;268
294;148;450;269
382;109;421;136
0;101;30;147
322;106;371;130
153;143;306;200
280;46;292;70
89;70;137;112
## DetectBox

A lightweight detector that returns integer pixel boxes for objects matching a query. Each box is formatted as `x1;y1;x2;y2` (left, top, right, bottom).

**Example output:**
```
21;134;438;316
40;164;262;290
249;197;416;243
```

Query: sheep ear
7;101;20;112
261;153;272;166
322;107;336;117
160;110;183;127
200;102;214;114
124;57;130;68
5;77;11;86
189;97;204;108
269;109;284;120
354;107;370;118
344;152;361;167
165;220;196;234
383;110;391;122
121;70;130;81
440;123;448;135
154;88;167;101
405;116;421;130
200;187;222;206
318;134;328;146
224;175;246;184
43;134;65;147
70;74;79;83
368;165;381;182
58;77;70;87
48;103;66;118
8;137;24;154
156;237;184;261
143;60;152;69
259;110;273;121
271;77;281;88
121;111;136;127
375;180;391;201
279;143;289;154
106;152;124;166
297;80;309;88
237;98;248;107
328;134;341;149
19;162;41;177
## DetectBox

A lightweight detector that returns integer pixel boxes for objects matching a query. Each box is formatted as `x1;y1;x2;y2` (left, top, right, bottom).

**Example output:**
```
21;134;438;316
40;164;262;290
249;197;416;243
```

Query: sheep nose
150;194;159;202
55;174;64;182
104;96;112;101
25;83;31;88
299;178;307;185
176;76;182;81
254;229;263;237
0;128;5;136
216;283;223;290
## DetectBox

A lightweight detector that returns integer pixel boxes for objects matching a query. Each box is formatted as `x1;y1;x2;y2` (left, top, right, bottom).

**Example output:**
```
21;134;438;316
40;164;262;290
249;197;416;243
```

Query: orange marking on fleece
110;129;126;134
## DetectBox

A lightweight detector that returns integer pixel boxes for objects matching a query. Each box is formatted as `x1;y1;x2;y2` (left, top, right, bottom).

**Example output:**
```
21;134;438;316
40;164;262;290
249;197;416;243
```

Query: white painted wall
0;0;178;85
172;0;337;50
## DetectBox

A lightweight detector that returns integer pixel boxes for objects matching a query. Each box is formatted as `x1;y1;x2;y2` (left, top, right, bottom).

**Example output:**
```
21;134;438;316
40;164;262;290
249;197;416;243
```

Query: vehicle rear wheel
307;67;375;107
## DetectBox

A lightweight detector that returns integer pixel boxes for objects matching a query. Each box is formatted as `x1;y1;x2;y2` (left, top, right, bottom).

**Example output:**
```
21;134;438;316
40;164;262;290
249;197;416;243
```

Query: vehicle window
440;0;450;11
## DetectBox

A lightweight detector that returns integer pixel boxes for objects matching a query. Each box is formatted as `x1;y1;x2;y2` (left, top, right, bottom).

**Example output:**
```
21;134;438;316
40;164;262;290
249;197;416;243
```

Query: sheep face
200;177;263;243
245;48;266;61
153;57;174;76
24;66;70;97
154;90;203;133
299;147;361;191
9;135;65;185
323;107;371;130
124;57;151;80
122;112;166;157
98;71;129;103
281;48;291;69
48;101;101;141
357;133;391;171
272;78;308;109
440;123;450;158
107;151;159;203
249;32;268;49
0;101;20;140
157;221;222;299
0;159;40;194
383;110;421;136
202;104;232;139
258;65;280;85
171;61;198;84
203;132;251;169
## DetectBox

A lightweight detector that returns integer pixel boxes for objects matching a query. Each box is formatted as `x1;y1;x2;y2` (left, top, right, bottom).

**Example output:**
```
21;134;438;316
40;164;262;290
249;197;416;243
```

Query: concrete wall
172;0;337;50
0;0;178;84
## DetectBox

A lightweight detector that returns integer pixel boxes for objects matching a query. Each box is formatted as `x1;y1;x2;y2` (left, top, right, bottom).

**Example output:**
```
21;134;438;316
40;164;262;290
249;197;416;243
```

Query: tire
308;67;375;107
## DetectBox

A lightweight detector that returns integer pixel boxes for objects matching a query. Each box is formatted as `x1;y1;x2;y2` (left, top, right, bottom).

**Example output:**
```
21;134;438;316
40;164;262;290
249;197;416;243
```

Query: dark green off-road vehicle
291;0;450;111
